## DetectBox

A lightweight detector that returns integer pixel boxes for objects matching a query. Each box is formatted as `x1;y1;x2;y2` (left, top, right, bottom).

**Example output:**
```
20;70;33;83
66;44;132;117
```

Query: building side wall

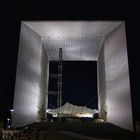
104;23;133;131
97;44;107;120
38;46;49;121
13;23;42;127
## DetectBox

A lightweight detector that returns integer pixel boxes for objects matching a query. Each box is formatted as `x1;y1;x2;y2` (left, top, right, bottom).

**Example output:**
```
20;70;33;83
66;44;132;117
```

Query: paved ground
43;131;110;140
46;132;85;140
2;131;139;140
1;130;110;140
59;131;109;140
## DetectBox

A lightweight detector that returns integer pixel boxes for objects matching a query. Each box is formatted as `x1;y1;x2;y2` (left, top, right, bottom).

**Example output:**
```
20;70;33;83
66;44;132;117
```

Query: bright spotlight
7;118;10;121
10;109;14;112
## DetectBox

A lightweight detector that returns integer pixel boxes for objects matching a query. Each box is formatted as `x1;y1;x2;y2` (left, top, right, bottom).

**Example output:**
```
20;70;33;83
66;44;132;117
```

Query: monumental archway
13;21;133;131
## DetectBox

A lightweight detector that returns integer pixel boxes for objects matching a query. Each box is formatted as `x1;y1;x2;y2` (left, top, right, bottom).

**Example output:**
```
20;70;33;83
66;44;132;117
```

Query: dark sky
48;61;98;109
0;1;140;122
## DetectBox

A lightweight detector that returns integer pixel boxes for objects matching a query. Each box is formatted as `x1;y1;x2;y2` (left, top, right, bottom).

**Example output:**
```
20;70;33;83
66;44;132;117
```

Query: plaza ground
12;121;140;140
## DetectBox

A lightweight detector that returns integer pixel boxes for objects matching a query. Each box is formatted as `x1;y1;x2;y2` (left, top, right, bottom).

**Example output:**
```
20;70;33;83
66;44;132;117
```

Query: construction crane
48;48;63;109
57;48;63;108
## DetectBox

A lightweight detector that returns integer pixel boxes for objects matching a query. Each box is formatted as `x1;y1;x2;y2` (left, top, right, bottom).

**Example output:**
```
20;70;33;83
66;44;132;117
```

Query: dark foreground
1;131;110;140
1;122;140;140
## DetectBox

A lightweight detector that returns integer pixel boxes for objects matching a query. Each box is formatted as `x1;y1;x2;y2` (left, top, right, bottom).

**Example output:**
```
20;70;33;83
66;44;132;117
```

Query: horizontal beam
48;91;58;95
49;74;62;78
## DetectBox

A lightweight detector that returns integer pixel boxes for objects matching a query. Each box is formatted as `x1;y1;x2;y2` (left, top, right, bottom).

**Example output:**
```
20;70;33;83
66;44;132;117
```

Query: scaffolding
48;48;63;109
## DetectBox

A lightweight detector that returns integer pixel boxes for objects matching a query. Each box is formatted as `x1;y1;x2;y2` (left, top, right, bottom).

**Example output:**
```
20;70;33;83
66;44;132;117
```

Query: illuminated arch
13;21;133;131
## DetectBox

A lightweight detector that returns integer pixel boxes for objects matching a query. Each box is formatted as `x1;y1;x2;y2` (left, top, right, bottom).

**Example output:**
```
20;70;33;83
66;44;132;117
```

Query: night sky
0;1;140;123
48;61;98;109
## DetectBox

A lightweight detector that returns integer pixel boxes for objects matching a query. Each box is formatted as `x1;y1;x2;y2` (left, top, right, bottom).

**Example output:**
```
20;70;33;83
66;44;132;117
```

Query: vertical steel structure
57;48;63;108
48;48;63;109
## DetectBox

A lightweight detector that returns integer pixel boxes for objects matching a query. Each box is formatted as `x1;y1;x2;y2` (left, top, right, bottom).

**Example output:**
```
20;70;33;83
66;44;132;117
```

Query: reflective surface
13;23;42;126
104;23;133;130
13;21;133;131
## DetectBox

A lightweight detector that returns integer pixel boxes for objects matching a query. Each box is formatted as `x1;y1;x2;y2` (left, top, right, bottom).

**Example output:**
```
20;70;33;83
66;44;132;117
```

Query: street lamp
10;109;14;128
7;118;10;122
10;109;14;112
7;118;10;129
